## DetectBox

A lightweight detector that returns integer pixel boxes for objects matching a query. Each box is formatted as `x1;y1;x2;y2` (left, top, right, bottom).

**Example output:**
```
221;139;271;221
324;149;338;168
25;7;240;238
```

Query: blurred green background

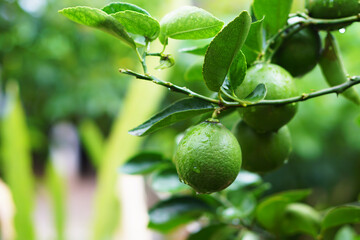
0;0;359;239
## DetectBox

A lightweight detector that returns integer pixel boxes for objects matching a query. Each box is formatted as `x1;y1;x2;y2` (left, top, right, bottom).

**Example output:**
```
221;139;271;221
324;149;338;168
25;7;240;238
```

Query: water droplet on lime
193;166;200;173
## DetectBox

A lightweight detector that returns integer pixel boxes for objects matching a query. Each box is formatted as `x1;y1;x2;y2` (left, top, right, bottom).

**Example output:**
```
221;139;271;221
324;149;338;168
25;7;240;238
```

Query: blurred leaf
319;33;360;105
223;191;257;219
45;161;66;240
92;78;166;238
79;120;104;169
150;166;190;193
251;183;272;198
148;196;213;232
335;225;358;240
121;152;167;175
159;6;223;44
188;224;238;240
253;0;293;38
58;7;136;48
187;224;227;240
226;171;262;191
322;205;360;231
102;2;150;15
221;77;234;94
280;203;321;237
243;83;267;103
155;55;175;70
111;11;160;40
185;61;203;82
179;44;209;55
229;50;247;91
242;18;264;65
256;189;311;232
129;98;215;136
239;230;261;240
1;83;35;240
203;11;251;92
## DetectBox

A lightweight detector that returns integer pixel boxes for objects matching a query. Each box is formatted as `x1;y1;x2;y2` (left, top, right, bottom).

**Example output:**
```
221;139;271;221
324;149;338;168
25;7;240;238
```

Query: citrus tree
59;0;360;239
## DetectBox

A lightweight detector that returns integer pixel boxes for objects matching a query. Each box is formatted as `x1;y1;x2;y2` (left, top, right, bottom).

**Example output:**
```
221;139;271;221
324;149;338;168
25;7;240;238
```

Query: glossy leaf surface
129;98;215;136
203;11;251;92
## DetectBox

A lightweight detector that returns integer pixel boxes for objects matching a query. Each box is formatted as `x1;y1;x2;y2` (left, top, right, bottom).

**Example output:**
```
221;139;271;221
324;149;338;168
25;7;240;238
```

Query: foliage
1;0;360;239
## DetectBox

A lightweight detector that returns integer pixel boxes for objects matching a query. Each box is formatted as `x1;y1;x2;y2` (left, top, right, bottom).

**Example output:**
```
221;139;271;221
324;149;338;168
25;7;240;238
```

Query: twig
120;69;360;108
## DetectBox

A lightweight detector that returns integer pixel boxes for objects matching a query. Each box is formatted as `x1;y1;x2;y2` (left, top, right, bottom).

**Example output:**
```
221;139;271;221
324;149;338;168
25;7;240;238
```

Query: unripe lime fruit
306;0;360;19
174;120;242;194
236;63;298;133
306;0;360;30
272;18;321;77
232;120;291;173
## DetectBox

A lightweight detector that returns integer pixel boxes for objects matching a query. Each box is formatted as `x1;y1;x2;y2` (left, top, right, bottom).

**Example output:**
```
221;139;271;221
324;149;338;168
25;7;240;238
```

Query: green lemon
174;120;242;194
306;0;360;30
232;120;291;173
236;63;298;133
272;18;321;77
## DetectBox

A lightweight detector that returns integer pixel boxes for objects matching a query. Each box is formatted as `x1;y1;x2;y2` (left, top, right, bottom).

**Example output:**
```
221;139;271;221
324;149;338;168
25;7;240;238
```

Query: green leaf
243;83;267;103
128;98;215;136
120;152;168;175
229;50;247;91
256;189;311;232
223;191;257;219
253;0;293;38
185;61;204;82
226;171;262;191
148;196;212;232
203;11;251;92
1;82;36;240
187;224;227;240
150;166;190;193
280;203;321;237
79;120;104;169
101;2;150;15
159;6;224;44
241;18;264;65
322;205;360;231
111;11;160;40
335;225;358;240
179;44;209;55
221;77;234;94
188;224;238;240
45;161;66;240
239;230;261;240
58;6;136;48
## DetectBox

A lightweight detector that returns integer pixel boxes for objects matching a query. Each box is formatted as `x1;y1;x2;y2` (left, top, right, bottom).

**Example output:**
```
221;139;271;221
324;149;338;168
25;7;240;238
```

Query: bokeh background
0;0;359;239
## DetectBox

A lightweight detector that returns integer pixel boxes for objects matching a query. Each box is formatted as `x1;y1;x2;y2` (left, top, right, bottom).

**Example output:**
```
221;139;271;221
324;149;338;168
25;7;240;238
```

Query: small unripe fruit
273;18;321;77
233;121;292;173
236;63;298;133
174;120;242;193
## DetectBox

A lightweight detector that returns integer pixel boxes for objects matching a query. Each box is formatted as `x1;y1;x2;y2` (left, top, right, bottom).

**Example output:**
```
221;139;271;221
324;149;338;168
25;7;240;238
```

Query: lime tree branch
226;76;360;107
119;69;219;104
119;69;360;109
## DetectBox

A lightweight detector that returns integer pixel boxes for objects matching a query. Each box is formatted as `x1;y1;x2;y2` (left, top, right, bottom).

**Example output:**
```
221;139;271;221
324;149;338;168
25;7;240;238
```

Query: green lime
174;120;242;194
272;18;321;77
306;0;359;19
306;0;360;30
236;63;298;133
232;120;292;173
